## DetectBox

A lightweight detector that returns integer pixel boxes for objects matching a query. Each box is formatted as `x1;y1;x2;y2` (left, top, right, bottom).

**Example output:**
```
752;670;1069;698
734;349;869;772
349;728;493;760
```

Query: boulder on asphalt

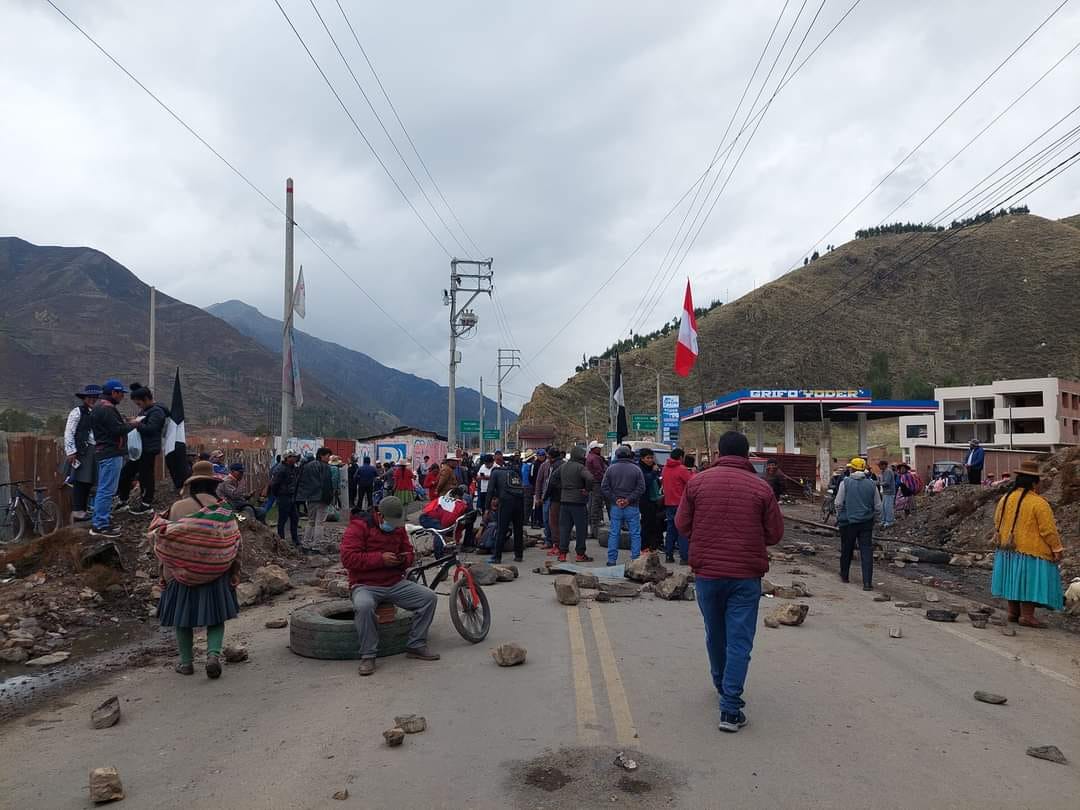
888;626;903;639
894;601;922;609
26;651;70;666
768;603;809;627
333;789;349;801
760;578;778;596
325;579;351;598
911;548;951;564
394;714;427;734
554;575;580;606
253;565;291;596
492;565;517;582
491;642;527;667
949;554;974;567
1025;745;1067;765
873;594;891;602
222;644;249;663
973;690;1007;705
384;727;405;747
925;592;941;603
655;572;689;600
597;580;642;598
89;766;124;803
574;572;600;590
925;609;957;622
773;582;813;599
763;616;780;628
504;564;520;578
0;647;29;663
625;554;670;583
264;618;288;629
468;563;499;586
91;696;121;730
236;582;262;607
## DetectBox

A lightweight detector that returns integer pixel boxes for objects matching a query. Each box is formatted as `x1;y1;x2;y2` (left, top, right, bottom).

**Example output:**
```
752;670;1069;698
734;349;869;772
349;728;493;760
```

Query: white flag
292;265;306;319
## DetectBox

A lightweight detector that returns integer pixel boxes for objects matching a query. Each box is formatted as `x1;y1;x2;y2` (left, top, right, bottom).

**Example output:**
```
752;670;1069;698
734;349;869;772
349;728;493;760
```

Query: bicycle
405;510;490;643
0;480;60;544
820;488;837;525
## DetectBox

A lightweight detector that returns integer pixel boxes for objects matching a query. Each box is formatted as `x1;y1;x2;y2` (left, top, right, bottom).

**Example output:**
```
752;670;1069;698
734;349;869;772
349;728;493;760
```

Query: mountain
518;212;1080;444
206;300;511;435
0;237;383;435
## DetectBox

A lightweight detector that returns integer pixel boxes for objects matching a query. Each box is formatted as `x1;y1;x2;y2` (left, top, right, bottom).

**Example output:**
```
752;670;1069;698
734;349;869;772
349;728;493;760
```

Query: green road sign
483;429;501;440
631;414;658;431
459;419;480;433
605;431;618;440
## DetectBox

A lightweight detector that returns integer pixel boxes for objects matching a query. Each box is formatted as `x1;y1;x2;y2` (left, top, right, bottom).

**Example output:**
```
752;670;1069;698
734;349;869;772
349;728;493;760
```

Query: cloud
2;0;1079;398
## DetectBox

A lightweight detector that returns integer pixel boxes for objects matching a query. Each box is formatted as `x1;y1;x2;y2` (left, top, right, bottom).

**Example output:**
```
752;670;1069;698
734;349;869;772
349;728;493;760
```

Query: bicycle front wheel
0;505;27;545
35;499;60;536
449;578;490;643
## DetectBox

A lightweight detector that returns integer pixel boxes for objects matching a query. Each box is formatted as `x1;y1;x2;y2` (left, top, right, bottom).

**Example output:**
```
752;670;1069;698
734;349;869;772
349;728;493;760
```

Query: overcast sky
4;0;1080;407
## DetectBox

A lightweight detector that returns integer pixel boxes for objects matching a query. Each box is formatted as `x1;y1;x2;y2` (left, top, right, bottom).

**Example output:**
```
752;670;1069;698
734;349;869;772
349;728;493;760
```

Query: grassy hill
519;212;1080;449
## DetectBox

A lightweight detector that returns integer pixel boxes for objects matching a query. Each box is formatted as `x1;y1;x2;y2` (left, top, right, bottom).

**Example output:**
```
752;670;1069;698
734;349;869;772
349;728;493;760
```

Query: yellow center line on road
588;604;639;747
566;605;600;745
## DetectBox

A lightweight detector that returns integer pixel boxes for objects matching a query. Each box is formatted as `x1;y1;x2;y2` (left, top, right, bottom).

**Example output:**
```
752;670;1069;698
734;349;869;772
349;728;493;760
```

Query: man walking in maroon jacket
676;431;784;732
340;496;440;676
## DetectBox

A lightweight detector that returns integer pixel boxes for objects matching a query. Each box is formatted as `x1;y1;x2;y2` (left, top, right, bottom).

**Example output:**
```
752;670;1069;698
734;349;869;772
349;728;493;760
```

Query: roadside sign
662;394;681;448
483;429;501;440
631;414;658;431
605;431;618;440
459;419;480;433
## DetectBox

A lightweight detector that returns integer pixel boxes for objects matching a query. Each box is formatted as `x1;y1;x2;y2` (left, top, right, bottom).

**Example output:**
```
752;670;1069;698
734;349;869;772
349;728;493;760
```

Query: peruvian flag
674;280;699;376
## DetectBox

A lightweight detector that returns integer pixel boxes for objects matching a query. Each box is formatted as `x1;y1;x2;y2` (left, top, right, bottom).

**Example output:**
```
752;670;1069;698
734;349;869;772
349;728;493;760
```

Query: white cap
588;441;603;450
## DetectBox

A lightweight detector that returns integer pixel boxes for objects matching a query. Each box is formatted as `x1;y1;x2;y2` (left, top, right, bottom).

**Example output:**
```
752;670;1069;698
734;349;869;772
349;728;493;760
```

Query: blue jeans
880;492;895;526
542;499;552;546
606;503;641;565
92;455;123;529
664;505;689;561
695;576;761;714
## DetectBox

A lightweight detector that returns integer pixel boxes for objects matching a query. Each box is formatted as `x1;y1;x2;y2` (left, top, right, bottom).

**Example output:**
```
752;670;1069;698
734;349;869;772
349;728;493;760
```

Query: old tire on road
289;599;412;660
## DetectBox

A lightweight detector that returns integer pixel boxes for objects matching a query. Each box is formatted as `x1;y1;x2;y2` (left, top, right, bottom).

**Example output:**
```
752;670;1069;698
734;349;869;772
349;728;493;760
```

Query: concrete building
899;377;1080;462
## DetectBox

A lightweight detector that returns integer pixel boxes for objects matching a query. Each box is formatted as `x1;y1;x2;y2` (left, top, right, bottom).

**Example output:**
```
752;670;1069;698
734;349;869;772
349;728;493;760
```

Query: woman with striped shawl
152;461;242;678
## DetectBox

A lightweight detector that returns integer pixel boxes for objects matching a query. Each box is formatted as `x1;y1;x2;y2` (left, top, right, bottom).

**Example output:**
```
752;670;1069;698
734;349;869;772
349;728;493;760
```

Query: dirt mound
892;448;1080;583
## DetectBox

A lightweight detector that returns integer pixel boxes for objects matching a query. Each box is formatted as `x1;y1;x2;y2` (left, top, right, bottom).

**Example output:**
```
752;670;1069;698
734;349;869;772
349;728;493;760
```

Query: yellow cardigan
993;488;1063;561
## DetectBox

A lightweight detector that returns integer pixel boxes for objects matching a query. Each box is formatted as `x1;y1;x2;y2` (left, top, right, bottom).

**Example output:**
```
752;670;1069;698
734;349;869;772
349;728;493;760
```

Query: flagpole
281;178;294;451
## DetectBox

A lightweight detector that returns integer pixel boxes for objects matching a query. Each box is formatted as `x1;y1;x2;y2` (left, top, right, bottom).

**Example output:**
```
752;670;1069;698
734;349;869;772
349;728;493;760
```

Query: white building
899;377;1080;462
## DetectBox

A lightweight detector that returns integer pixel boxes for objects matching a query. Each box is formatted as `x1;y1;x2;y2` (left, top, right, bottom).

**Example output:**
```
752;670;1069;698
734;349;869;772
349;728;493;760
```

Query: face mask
380;521;394;532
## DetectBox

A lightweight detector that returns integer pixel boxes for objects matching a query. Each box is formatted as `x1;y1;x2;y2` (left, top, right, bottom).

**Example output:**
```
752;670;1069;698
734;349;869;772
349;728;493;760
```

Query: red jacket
675;455;784;579
340;515;416;588
662;458;693;507
392;465;415;491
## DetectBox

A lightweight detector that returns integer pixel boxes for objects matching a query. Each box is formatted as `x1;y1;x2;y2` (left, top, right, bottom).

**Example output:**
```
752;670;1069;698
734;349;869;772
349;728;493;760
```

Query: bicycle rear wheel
820;501;833;524
35;499;60;536
449;578;490;643
0;504;27;544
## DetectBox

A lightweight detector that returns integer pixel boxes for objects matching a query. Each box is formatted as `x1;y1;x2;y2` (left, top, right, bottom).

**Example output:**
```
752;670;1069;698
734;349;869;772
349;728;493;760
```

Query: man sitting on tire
340;495;440;676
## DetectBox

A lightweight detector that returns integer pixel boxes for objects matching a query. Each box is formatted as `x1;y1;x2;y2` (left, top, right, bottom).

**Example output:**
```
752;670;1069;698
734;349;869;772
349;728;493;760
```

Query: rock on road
1;545;1078;809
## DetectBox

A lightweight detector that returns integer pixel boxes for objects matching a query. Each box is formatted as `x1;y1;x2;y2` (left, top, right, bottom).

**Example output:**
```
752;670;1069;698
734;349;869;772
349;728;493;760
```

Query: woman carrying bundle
151;460;242;678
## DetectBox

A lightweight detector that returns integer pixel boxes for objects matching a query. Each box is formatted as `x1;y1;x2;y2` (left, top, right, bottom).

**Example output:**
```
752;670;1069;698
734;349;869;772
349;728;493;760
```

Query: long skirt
990;550;1063;610
159;575;240;628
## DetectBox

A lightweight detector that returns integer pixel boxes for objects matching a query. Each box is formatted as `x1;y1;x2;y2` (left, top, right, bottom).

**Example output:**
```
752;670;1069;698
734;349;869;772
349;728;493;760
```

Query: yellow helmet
848;457;867;472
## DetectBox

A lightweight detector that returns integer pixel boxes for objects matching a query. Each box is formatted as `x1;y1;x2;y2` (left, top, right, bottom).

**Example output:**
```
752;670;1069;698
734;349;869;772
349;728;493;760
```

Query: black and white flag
613;353;628;444
163;367;188;490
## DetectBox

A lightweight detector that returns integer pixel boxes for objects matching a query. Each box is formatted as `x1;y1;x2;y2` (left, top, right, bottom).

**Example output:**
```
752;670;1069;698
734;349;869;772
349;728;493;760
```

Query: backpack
505;467;524;497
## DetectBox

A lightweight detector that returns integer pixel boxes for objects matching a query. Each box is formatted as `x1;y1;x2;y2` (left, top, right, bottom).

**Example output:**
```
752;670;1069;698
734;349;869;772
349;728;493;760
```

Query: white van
610;440;672;468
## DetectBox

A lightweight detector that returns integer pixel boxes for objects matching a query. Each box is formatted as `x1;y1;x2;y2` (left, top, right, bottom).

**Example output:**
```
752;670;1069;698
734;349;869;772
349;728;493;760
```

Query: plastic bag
325;504;340;523
127;428;143;461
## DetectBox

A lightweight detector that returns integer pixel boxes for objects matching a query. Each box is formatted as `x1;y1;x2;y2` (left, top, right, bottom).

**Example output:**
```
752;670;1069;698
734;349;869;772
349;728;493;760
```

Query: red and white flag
674;280;699;377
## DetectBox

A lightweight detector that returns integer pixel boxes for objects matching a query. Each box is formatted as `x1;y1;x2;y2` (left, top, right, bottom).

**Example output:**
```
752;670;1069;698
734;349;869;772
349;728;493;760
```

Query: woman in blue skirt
990;460;1065;628
154;461;242;677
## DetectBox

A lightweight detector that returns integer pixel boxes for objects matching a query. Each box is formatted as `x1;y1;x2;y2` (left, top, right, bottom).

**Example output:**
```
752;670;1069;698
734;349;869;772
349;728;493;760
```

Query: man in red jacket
676;431;784;733
340;496;440;676
662;448;693;565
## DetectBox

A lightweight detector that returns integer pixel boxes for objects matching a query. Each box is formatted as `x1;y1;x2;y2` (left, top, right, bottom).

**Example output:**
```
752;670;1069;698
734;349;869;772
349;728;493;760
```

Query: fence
911;444;1048;482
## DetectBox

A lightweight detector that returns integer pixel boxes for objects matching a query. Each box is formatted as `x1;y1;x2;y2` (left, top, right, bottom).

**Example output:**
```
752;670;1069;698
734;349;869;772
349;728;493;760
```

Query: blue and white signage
661;394;680;448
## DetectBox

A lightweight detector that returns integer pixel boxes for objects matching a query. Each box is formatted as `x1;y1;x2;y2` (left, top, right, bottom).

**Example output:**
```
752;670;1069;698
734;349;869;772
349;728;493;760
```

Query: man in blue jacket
89;379;134;538
964;439;985;485
355;456;378;511
601;445;646;565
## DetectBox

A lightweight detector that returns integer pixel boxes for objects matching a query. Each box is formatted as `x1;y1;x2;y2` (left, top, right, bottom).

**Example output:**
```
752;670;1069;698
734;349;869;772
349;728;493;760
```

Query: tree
867;352;892;399
811;251;820;261
0;409;43;432
43;414;67;436
900;374;933;400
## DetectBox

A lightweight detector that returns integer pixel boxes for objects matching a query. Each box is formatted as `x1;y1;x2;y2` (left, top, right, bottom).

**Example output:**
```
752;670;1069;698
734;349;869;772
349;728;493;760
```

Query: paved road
2;542;1079;808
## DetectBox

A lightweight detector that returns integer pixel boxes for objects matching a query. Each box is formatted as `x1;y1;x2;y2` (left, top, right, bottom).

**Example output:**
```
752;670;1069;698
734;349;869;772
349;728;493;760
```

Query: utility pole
148;286;156;392
479;376;485;455
634;363;662;442
445;258;493;451
497;348;521;448
281;178;295;451
584;405;589;439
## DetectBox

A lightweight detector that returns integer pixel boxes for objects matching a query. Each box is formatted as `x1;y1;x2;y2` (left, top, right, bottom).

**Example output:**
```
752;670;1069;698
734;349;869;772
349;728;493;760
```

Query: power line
333;0;484;256
272;0;454;256
44;0;442;365
527;0;864;367
304;0;468;255
786;0;1072;273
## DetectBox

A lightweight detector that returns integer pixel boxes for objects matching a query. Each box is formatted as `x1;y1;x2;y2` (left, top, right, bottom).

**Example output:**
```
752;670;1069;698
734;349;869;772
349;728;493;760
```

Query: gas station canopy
680;388;939;424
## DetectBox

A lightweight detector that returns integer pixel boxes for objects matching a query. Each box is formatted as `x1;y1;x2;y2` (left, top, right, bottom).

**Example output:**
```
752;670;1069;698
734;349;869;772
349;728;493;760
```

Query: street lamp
633;363;662;443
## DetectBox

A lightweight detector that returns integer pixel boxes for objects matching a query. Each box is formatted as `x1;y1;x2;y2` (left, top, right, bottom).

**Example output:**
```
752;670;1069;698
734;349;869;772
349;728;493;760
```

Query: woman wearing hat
990;460;1065;627
63;384;102;521
153;461;241;678
392;459;416;505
